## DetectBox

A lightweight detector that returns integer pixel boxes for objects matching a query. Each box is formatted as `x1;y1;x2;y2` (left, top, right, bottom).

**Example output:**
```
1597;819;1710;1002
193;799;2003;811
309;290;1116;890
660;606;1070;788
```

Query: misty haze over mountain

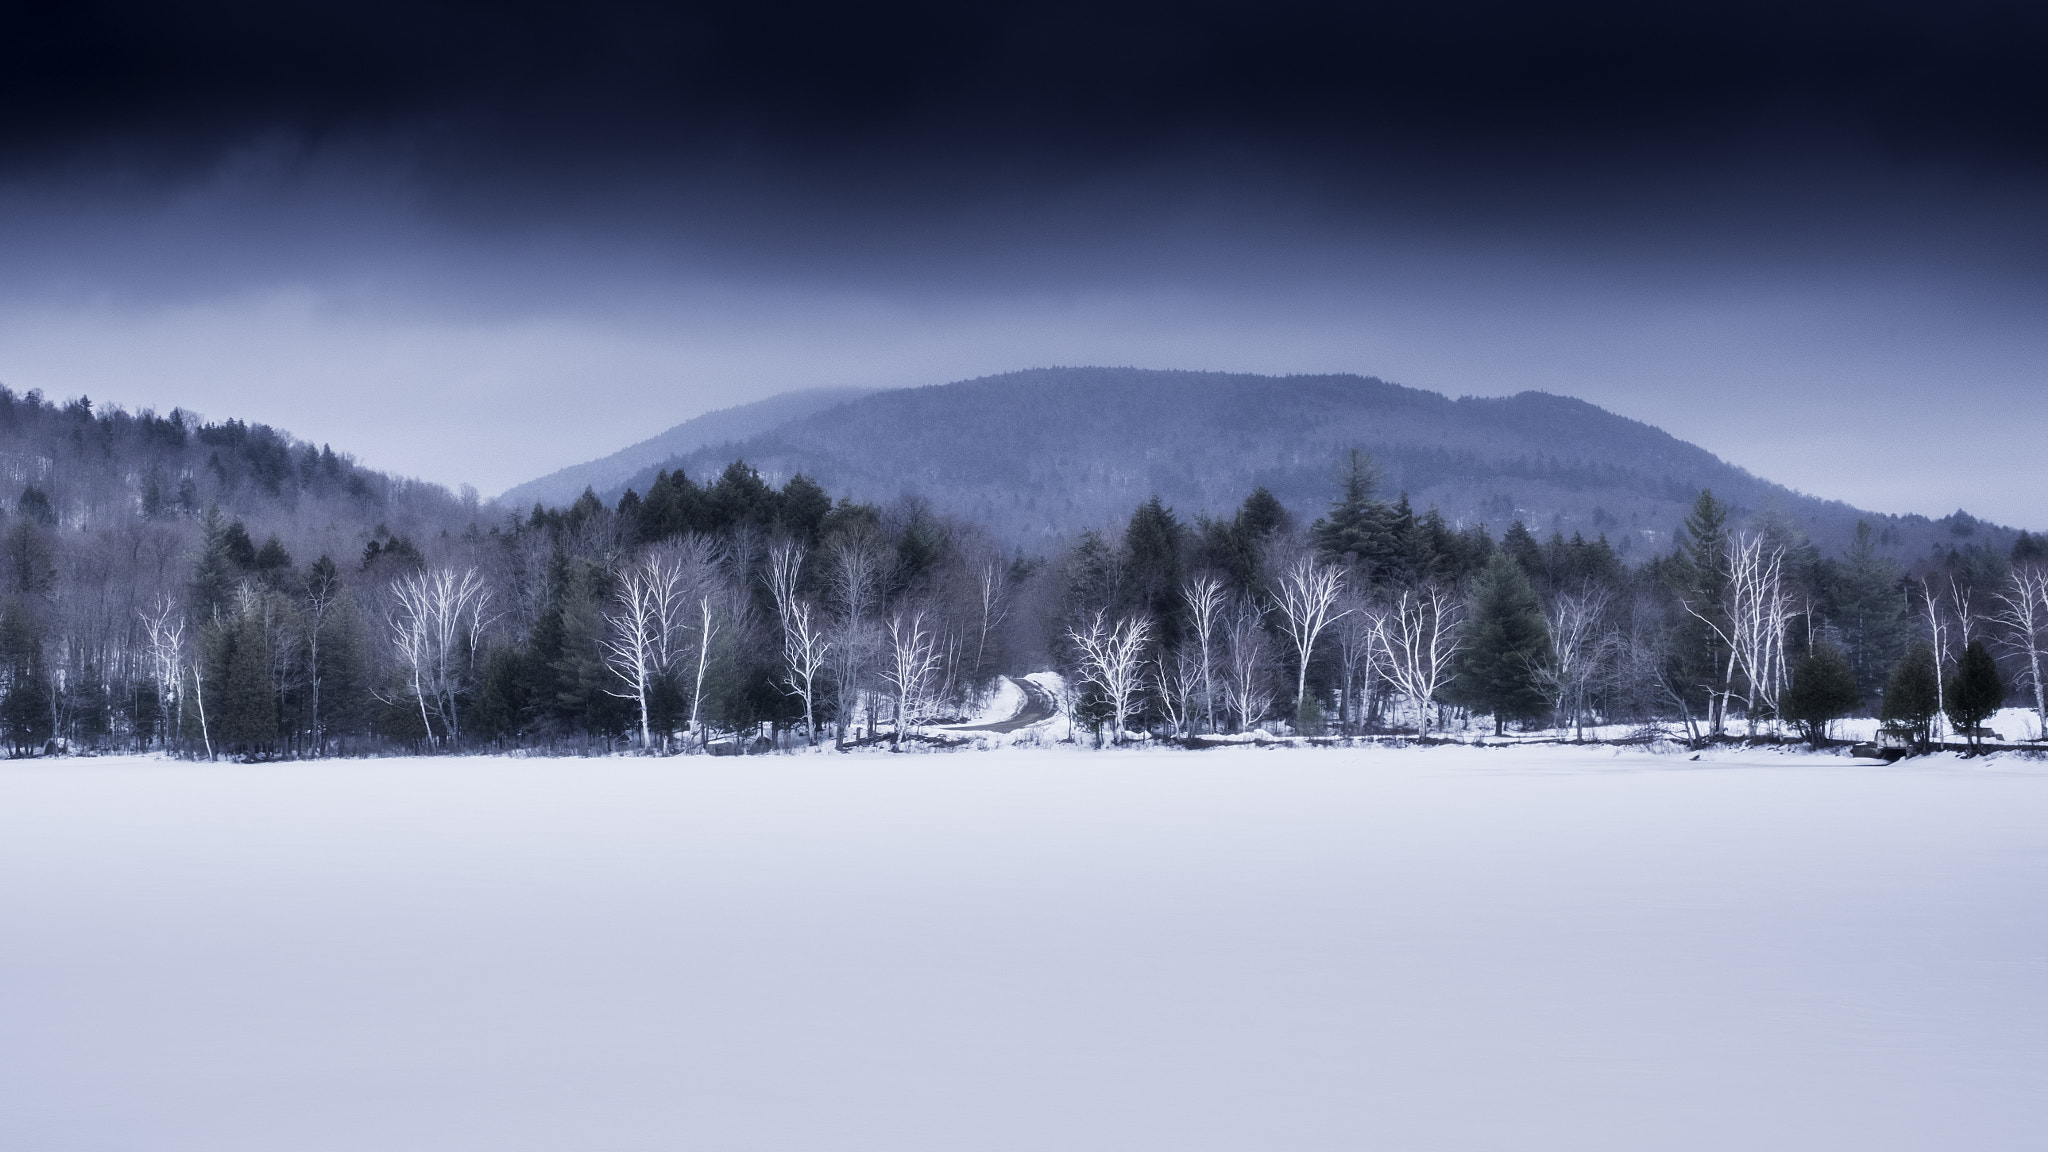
500;386;875;510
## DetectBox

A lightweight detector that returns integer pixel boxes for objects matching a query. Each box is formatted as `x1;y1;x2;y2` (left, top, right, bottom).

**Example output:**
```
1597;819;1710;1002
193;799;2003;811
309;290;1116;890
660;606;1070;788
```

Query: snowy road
2;746;2044;1151
946;675;1059;732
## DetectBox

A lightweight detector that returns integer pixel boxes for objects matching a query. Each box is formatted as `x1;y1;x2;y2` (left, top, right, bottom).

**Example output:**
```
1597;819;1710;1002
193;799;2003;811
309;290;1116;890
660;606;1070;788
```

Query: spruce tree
1310;450;1395;580
1670;489;1732;730
1881;641;1941;751
1833;521;1907;700
1454;554;1553;735
217;609;277;756
188;509;239;622
1122;497;1186;647
0;597;51;755
1780;643;1860;747
1945;639;2006;749
1500;522;1544;586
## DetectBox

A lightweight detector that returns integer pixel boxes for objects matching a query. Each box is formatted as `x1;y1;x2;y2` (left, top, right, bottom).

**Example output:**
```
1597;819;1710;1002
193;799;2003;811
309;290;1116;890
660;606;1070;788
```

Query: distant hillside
572;367;2012;561
497;386;876;509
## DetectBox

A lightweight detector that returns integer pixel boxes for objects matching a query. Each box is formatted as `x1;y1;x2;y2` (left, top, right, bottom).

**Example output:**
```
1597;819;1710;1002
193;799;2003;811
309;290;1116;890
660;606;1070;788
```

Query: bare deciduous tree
1995;565;2048;740
605;550;690;750
767;542;833;746
1222;596;1274;733
1333;591;1382;734
825;528;890;746
1272;556;1348;729
1183;573;1226;734
1152;646;1204;738
974;559;1010;683
138;595;185;747
1537;586;1612;740
883;608;945;743
1683;535;1797;737
1373;583;1464;738
388;567;493;746
1069;609;1154;744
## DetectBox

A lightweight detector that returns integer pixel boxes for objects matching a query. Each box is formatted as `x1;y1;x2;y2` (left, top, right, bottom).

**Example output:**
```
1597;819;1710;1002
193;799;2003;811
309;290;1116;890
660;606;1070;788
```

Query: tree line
0;383;2041;757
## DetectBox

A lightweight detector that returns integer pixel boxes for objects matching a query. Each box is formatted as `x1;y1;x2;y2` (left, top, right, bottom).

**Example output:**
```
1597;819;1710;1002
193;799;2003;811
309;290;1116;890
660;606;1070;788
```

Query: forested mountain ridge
0;385;482;755
584;368;2014;561
498;385;876;510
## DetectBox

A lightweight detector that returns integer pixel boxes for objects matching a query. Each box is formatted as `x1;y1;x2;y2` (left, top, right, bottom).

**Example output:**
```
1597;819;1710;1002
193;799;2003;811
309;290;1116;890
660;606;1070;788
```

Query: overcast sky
2;2;2045;525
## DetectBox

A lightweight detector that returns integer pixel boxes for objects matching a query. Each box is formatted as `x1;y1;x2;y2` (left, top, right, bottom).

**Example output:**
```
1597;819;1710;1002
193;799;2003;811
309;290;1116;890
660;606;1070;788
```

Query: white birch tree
1683;535;1797;737
767;542;832;746
1152;646;1204;738
1272;556;1348;730
138;596;185;748
1374;583;1465;738
1183;573;1226;734
1068;609;1154;744
1995;565;2048;740
825;529;889;746
1222;596;1274;733
388;566;493;747
883;608;945;743
1537;586;1612;740
604;551;689;750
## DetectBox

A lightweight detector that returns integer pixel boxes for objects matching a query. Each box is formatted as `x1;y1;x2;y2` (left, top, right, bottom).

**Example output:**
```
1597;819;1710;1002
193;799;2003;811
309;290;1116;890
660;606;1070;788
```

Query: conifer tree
217;608;277;756
1310;450;1395;580
0;597;51;755
1122;497;1186;647
1945;639;2005;749
1500;522;1544;586
188;509;240;623
1833;521;1907;700
1454;554;1553;735
1881;641;1941;751
1208;487;1291;594
1781;643;1860;747
1670;489;1732;730
315;588;372;746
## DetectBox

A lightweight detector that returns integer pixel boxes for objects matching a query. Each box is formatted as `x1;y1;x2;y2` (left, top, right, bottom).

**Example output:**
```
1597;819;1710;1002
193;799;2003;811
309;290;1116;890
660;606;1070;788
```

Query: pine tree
1500;522;1544;587
1670;488;1732;730
1455;554;1553;735
1122;497;1186;647
217;608;277;756
1210;487;1291;594
1945;639;2006;749
315;589;372;746
1832;521;1907;700
1781;643;1860;747
188;509;240;623
1310;450;1395;580
0;596;51;755
1881;641;1941;751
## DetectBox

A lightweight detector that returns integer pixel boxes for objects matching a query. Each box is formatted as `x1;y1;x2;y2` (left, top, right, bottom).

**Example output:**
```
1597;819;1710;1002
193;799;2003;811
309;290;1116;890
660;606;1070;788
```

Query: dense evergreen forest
4;386;2044;759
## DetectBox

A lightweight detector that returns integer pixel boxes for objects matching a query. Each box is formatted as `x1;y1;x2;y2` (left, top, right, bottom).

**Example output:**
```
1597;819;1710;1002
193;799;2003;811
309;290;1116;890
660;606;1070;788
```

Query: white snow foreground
3;746;2045;1151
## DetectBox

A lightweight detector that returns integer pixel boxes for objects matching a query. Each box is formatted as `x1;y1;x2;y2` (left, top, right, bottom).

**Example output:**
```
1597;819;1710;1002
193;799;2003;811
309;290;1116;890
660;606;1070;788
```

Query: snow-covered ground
3;745;2045;1151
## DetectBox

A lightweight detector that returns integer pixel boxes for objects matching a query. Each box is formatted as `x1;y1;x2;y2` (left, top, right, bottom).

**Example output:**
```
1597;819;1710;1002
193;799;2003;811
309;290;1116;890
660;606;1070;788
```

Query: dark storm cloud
3;2;2047;522
10;2;2048;201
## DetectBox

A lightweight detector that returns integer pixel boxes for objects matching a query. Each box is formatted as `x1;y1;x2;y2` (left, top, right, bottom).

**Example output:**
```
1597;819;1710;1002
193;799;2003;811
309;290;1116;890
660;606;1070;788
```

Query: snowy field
3;746;2046;1151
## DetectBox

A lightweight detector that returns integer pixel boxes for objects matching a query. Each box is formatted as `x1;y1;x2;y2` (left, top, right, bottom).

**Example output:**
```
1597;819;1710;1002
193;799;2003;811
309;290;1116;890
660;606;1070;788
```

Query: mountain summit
521;367;2007;559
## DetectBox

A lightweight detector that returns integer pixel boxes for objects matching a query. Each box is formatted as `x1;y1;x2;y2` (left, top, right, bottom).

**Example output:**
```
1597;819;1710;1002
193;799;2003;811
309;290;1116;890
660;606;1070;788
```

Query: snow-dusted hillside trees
1;384;2046;757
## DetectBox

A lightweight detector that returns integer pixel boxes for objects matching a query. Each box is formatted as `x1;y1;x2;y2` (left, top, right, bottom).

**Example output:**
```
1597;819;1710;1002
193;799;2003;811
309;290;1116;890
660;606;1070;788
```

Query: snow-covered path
2;746;2044;1150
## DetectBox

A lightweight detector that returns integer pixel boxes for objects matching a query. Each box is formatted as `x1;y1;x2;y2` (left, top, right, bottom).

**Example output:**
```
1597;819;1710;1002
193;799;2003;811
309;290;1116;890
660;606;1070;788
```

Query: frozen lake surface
3;745;2045;1151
